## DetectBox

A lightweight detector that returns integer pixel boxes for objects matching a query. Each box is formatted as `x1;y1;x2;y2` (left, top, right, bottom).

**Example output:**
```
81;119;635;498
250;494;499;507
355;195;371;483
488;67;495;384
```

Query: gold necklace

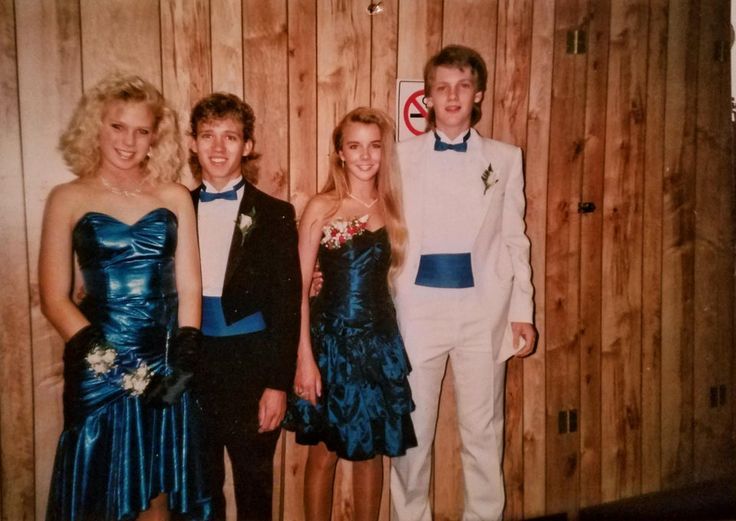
99;175;147;197
348;192;378;208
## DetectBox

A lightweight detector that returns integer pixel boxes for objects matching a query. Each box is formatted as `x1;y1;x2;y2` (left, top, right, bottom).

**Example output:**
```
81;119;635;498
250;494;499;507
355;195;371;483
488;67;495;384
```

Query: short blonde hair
59;73;183;182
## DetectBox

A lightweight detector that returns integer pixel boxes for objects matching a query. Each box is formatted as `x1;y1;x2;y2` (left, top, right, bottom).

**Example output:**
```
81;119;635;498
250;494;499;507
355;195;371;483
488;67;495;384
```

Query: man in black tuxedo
188;93;300;520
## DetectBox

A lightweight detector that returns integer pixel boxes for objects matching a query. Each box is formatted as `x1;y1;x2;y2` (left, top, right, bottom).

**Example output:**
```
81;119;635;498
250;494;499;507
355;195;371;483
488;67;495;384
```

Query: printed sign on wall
396;80;428;142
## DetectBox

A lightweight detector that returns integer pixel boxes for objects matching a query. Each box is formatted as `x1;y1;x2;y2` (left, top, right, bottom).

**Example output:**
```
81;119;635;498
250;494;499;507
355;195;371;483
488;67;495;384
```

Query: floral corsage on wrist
481;161;499;195
321;214;369;250
235;208;257;245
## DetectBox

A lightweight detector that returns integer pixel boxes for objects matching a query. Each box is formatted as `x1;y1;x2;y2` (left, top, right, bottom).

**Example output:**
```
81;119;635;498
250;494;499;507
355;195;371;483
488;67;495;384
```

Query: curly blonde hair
322;107;407;282
59;73;183;182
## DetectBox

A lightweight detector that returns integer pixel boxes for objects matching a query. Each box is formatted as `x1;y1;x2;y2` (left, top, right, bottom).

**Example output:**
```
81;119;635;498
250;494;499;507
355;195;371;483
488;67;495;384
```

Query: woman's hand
293;354;322;406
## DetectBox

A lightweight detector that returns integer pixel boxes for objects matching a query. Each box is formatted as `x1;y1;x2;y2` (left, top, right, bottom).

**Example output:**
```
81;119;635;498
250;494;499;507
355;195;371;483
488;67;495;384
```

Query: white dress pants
391;292;507;521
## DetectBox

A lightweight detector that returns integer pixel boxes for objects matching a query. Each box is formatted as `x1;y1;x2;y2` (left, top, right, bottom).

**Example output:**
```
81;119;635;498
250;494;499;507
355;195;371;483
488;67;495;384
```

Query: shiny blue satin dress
46;208;212;521
283;226;417;460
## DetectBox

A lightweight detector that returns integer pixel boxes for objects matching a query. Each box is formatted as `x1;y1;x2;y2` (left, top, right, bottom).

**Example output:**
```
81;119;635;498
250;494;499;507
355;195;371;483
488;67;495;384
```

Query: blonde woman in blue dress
39;73;211;520
283;107;416;521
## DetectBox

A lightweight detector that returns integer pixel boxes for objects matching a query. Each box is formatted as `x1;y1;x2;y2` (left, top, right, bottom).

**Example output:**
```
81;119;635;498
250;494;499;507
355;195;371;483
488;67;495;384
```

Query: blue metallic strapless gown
46;208;212;521
283;227;417;460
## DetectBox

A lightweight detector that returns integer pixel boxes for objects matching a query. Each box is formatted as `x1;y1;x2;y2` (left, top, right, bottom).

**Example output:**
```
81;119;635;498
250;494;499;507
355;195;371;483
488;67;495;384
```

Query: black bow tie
433;130;470;152
199;178;245;202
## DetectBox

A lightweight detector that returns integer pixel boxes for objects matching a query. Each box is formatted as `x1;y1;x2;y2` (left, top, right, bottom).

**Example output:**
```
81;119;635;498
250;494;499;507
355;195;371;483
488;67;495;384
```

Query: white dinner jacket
394;129;534;362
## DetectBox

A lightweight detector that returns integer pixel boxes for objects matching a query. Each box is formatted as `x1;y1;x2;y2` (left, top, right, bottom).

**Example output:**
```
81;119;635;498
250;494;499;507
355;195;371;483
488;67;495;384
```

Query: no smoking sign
396;80;428;142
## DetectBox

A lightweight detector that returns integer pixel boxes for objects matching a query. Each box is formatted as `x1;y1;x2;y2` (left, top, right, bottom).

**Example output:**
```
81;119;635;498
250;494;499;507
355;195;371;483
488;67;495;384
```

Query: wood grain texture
545;0;588;513
491;1;533;518
244;0;288;198
640;0;667;495
287;0;318;217
369;0;398;116
522;0;555;516
15;0;83;516
0;0;34;518
211;0;244;95
80;0;161;89
601;0;647;502
692;0;735;482
660;0;698;489
578;0;610;509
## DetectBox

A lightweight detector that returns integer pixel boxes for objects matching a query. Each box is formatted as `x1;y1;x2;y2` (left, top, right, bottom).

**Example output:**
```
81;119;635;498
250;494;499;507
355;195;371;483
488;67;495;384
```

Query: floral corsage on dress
321;214;369;250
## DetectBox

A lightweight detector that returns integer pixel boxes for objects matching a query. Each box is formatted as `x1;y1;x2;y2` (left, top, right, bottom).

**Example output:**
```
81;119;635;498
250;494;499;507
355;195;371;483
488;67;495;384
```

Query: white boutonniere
481;161;499;195
235;208;257;245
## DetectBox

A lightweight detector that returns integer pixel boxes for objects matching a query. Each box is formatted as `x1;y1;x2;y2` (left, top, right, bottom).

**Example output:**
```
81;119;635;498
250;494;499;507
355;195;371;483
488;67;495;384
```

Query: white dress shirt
198;177;244;297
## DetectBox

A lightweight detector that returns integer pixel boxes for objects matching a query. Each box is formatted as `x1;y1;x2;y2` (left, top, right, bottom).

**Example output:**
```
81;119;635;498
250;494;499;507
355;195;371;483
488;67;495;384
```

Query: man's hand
258;388;287;433
309;265;323;297
511;322;537;358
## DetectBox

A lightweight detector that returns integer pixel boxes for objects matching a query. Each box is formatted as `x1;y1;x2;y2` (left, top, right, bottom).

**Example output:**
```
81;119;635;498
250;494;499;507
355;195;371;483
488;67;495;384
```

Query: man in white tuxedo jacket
390;45;537;521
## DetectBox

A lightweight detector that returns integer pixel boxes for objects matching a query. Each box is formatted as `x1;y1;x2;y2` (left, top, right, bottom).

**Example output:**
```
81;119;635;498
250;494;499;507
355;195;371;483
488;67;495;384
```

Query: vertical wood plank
0;0;34;518
397;0;442;80
661;0;698;489
15;0;83;516
287;0;318;217
80;0;161;88
601;0;647;502
545;0;587;514
491;1;533;518
640;0;668;495
442;0;498;137
211;0;244;95
282;1;317;519
160;0;212;188
693;0;735;481
243;0;288;198
369;0;398;116
578;0;610;509
522;0;555;516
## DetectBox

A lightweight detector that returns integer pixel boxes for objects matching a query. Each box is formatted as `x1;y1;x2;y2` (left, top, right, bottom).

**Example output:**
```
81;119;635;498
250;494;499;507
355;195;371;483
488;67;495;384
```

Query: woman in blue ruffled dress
39;73;211;520
283;107;416;521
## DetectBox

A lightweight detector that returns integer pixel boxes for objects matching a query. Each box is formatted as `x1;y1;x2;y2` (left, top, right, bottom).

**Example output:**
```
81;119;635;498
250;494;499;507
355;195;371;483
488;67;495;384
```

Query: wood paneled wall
1;1;733;520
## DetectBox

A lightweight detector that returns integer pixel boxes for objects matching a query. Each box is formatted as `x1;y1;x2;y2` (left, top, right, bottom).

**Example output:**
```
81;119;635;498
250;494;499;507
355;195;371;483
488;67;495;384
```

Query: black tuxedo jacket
191;180;301;391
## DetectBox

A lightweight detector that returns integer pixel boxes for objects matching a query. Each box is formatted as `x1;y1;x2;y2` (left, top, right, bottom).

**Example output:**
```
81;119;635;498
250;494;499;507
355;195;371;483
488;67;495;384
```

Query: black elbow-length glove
142;326;202;407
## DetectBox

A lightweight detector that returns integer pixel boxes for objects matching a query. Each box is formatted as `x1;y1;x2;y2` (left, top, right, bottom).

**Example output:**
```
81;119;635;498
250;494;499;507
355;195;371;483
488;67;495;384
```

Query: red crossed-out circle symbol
403;89;428;136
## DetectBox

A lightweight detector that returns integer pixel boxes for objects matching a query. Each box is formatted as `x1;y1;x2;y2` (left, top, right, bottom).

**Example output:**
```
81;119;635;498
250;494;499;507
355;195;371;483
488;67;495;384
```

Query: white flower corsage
85;345;118;376
321;215;370;250
235;208;257;245
121;362;153;397
481;161;499;195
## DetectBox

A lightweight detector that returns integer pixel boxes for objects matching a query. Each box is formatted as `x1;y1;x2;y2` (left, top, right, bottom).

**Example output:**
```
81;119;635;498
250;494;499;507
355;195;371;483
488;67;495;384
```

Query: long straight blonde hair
321;107;407;283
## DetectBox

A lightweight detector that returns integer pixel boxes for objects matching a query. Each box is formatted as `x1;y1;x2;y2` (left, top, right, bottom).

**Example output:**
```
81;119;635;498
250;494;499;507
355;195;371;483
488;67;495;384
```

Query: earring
146;147;152;159
341;159;345;168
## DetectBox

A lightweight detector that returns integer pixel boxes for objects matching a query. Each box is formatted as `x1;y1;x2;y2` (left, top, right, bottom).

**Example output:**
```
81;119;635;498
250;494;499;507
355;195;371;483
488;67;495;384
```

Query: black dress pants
195;331;281;521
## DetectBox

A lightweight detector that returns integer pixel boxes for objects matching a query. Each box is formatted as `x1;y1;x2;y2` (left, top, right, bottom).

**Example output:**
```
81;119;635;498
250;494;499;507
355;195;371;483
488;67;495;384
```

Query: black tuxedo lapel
223;182;257;288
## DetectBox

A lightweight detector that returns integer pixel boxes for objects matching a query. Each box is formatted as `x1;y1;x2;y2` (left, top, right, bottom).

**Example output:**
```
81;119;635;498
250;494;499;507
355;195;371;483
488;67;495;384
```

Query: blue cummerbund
414;253;475;288
202;296;266;337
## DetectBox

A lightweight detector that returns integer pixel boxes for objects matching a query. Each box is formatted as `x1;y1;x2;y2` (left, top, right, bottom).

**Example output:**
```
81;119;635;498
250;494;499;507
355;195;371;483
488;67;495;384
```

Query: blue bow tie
433;130;470;152
199;178;245;202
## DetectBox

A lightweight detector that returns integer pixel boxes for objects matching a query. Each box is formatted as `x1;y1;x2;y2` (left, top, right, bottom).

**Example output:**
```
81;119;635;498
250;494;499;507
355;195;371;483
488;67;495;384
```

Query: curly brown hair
59;73;183;182
188;92;261;183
